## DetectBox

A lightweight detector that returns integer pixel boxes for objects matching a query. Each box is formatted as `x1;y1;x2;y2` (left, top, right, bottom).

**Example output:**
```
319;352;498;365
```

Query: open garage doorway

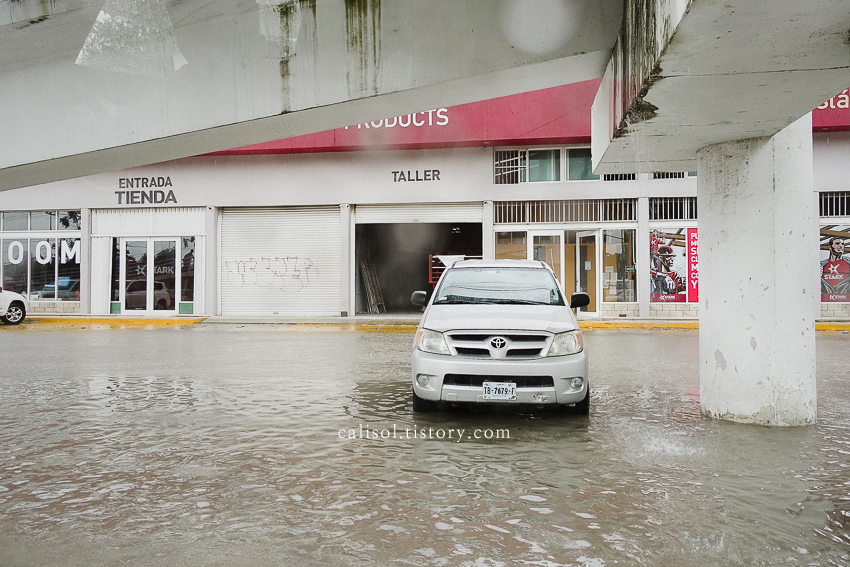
355;223;482;314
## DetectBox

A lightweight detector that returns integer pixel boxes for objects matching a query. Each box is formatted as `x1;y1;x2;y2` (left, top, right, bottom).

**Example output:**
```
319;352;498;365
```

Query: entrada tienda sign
116;177;176;204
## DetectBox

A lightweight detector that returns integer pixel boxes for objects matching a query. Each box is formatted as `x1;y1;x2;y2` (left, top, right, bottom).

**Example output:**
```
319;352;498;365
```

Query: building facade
1;83;848;319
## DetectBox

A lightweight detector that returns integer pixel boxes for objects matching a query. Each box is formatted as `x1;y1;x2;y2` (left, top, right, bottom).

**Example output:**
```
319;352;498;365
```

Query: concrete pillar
637;196;650;317
697;114;817;426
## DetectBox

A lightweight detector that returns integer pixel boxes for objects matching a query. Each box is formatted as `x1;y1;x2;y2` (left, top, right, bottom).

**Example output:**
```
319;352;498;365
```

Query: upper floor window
566;148;599;181
495;149;560;183
495;148;602;184
528;149;560;182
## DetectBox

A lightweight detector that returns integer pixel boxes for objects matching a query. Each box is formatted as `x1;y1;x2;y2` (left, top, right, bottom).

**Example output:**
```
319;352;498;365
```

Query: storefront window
30;211;56;231
2;212;28;231
1;237;81;301
57;238;81;301
181;237;195;302
650;228;698;303
2;239;27;294
125;241;148;311
602;229;636;302
110;238;121;303
533;234;561;281
0;211;83;303
30;239;56;300
153;240;176;310
528;150;560;182
495;232;527;260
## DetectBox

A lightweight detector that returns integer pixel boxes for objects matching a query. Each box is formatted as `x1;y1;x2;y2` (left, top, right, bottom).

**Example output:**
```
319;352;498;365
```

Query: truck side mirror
570;292;590;309
411;290;430;307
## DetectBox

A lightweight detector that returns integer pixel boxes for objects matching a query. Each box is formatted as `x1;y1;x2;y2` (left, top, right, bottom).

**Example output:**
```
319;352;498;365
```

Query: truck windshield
433;268;564;305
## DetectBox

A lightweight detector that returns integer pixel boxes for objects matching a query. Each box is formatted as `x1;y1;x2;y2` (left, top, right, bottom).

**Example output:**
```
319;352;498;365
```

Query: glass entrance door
121;239;178;314
528;232;564;286
576;231;597;315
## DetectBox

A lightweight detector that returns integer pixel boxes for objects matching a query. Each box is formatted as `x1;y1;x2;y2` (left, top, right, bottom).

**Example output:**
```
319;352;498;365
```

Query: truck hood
422;304;579;334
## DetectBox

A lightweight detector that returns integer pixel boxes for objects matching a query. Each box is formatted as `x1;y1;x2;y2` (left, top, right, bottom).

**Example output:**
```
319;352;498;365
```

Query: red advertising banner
687;229;699;303
209;79;599;156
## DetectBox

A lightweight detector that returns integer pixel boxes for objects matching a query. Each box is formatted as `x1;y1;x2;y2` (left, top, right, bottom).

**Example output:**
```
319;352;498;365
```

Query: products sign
820;225;850;302
650;228;695;303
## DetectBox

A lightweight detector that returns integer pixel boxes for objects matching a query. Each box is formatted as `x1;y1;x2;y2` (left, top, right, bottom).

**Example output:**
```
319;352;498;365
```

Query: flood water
0;325;848;566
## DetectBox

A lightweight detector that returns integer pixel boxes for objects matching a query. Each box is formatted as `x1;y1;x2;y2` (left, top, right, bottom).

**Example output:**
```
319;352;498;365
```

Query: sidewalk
21;313;850;332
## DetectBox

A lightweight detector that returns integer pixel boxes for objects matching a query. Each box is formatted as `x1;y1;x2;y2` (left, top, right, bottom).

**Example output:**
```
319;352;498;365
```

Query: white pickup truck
410;259;590;414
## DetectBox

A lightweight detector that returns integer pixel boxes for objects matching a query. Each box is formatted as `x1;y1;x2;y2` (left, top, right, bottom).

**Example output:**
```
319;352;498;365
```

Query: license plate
482;382;517;400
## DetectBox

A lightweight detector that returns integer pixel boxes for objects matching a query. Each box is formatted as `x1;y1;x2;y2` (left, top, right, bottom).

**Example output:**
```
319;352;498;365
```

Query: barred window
652;172;686;179
649;197;698;221
820;192;850;218
603;173;636;181
494;150;524;184
494;200;637;224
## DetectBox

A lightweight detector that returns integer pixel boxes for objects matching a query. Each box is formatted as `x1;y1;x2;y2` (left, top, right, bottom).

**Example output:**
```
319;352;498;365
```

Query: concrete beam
0;0;623;191
592;0;850;173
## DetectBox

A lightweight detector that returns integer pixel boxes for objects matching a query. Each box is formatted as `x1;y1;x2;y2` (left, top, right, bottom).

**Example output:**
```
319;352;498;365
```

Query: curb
25;316;207;329
577;321;700;330
15;317;850;333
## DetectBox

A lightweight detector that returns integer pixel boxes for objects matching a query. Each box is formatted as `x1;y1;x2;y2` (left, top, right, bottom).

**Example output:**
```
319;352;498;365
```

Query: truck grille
445;332;550;358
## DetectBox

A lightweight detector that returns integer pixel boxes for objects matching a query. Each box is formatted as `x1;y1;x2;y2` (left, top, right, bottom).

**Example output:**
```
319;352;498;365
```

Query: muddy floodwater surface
0;326;848;566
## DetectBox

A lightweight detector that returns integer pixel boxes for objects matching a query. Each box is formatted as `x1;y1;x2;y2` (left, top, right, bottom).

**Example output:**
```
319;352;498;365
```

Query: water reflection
0;328;847;566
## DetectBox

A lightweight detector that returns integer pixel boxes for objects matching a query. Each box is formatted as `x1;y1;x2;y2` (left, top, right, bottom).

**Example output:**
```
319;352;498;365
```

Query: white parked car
410;259;590;414
0;289;28;325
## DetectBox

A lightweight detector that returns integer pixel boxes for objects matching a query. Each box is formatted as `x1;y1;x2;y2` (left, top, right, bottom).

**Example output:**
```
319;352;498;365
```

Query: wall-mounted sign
816;89;849;110
116;177;176;204
392;170;441;182
346;109;449;130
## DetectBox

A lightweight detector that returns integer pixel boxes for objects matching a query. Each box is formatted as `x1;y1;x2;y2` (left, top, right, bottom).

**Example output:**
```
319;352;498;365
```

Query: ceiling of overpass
592;0;850;173
0;0;623;191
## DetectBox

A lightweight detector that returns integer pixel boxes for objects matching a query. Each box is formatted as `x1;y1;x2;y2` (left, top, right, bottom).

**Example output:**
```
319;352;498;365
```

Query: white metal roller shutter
220;207;340;316
355;203;482;224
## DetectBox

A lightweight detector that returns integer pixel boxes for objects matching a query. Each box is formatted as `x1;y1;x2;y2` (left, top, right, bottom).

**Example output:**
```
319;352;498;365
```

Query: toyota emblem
490;337;507;349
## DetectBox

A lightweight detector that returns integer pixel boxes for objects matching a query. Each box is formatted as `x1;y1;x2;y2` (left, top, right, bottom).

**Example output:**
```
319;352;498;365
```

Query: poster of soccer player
820;226;850;302
649;228;698;303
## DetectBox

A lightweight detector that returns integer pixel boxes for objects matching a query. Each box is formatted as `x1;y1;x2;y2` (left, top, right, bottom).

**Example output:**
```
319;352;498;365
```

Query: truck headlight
416;329;450;355
546;330;583;357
